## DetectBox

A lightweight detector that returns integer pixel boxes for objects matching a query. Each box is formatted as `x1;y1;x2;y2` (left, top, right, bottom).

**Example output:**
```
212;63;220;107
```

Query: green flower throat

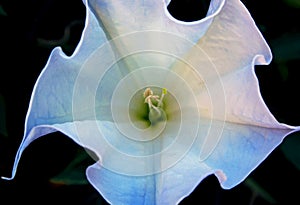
129;87;168;129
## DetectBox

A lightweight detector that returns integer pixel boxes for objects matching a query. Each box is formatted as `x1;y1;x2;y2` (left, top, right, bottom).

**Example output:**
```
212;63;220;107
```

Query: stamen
143;87;167;111
143;87;167;125
158;88;167;107
143;88;153;98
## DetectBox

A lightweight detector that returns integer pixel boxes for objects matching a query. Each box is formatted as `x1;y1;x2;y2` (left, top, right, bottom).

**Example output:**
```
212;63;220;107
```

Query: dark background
0;0;299;204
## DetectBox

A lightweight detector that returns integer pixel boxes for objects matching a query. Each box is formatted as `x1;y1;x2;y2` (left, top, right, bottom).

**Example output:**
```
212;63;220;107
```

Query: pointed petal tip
214;169;227;184
1;176;14;181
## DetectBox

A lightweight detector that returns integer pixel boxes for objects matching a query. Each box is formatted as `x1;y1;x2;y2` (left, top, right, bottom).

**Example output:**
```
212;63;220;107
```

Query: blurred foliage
244;178;277;204
269;32;300;81
271;33;300;63
50;150;92;185
37;20;84;54
283;0;300;8
281;132;300;170
0;5;7;16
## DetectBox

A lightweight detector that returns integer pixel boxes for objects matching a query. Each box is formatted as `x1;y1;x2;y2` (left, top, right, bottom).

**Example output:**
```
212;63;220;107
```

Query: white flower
4;0;299;204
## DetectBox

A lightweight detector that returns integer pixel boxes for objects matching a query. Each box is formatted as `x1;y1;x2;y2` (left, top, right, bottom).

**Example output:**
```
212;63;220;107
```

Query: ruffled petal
204;121;300;189
86;148;213;205
83;120;300;204
170;0;274;125
3;0;109;180
88;0;224;41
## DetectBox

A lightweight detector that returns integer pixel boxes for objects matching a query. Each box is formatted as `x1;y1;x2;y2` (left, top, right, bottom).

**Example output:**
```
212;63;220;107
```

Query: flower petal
84;120;300;204
86;147;214;205
3;0;109;180
88;0;224;41
172;0;274;123
203;121;299;189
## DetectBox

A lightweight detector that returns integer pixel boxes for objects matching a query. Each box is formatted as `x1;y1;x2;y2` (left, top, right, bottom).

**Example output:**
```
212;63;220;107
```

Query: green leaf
50;150;94;185
281;132;300;170
0;94;8;137
244;178;277;204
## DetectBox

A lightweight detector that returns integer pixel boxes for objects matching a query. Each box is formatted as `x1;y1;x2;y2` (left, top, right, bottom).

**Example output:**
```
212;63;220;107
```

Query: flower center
143;87;167;125
128;87;176;131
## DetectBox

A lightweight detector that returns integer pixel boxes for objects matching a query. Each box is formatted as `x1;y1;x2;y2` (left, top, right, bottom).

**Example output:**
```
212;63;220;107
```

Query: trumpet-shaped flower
4;0;300;204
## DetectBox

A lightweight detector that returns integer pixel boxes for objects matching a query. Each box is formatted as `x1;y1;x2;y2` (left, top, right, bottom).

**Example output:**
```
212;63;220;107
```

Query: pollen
162;88;167;95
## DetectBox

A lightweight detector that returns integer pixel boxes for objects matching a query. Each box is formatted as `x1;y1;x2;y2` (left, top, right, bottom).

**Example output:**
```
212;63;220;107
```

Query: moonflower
4;0;300;204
